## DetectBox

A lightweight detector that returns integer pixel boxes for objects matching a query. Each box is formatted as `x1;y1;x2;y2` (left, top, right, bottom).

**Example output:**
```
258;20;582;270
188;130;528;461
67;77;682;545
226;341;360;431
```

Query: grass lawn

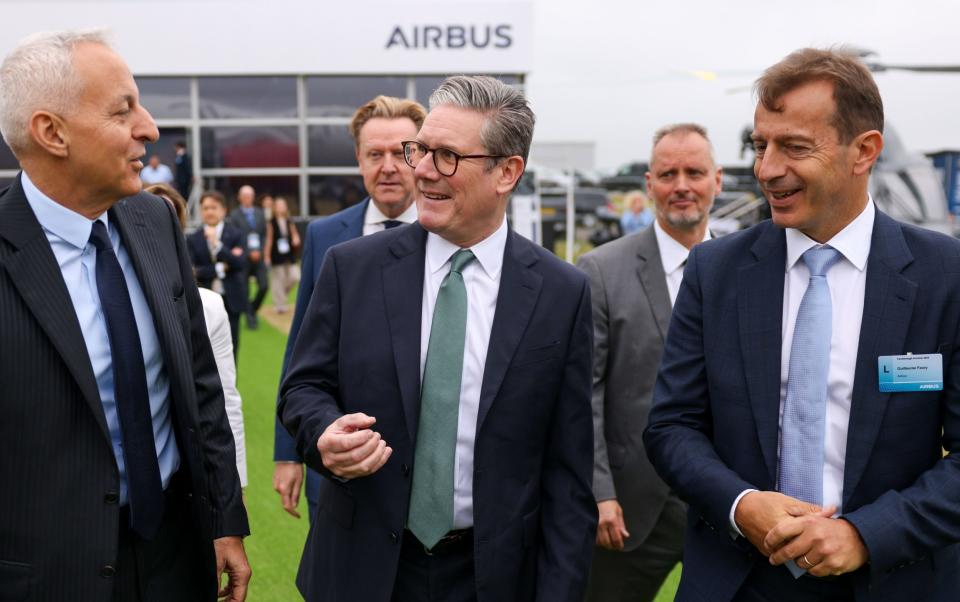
236;293;681;600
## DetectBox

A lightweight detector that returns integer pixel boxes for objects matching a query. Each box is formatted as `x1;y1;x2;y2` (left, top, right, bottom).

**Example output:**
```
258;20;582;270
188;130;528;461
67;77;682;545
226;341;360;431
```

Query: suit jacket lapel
382;223;427;441
477;230;543;431
0;176;109;441
738;223;787;485
843;211;915;505
635;227;673;340
342;199;369;240
110;199;189;369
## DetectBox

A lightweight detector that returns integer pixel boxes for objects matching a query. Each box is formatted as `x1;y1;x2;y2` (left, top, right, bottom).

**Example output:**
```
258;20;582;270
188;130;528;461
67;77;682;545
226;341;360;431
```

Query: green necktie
407;249;476;549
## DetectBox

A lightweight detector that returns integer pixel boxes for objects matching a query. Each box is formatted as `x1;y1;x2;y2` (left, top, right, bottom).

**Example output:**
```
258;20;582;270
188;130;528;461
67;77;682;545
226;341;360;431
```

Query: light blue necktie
779;245;842;577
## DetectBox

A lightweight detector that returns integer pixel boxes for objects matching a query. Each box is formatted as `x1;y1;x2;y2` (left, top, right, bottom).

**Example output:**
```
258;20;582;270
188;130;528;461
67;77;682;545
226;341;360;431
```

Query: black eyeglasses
401;140;506;177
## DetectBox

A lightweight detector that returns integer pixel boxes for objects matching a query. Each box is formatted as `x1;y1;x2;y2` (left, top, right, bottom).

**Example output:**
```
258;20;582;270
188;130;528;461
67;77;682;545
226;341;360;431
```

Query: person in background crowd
272;95;426;521
173;140;193;200
260;193;274;222
279;74;597;602
578;123;719;601
139;153;174;186
619;189;654;236
0;29;249;600
188;190;247;356
146;183;248;488
264;196;301;314
229;184;268;330
645;47;960;601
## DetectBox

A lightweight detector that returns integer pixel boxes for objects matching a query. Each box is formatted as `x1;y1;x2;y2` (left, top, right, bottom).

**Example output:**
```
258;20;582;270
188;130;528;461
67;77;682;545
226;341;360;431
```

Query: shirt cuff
729;488;757;538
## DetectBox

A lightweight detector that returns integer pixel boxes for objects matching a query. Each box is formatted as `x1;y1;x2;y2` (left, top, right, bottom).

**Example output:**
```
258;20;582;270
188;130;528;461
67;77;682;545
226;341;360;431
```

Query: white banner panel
0;0;532;75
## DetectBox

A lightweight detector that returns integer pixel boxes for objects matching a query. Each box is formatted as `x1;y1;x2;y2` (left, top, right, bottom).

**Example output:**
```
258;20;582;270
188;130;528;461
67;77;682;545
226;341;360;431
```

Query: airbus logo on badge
386;25;513;50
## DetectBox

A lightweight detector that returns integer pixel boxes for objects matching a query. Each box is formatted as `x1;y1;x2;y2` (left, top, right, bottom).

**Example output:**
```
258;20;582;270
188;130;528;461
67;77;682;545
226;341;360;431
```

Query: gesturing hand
318;413;393;479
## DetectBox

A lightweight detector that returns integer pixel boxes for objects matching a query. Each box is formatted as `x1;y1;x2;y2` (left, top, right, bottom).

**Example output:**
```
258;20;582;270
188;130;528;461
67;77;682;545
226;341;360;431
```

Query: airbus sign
386;24;514;50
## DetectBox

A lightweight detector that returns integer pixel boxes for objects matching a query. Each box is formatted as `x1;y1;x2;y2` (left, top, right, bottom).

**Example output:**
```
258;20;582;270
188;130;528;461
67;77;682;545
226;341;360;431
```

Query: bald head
238;185;255;208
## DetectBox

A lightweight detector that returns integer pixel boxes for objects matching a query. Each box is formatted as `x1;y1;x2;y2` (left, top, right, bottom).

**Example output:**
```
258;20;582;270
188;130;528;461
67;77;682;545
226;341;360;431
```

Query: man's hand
273;462;304;518
214;536;251;602
596;499;630;550
318;413;392;479
765;515;869;577
734;491;831;555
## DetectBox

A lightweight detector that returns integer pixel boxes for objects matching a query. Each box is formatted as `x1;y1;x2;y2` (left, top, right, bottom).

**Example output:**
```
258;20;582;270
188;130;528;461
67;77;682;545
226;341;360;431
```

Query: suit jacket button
104;492;119;504
100;565;116;578
401;464;410;476
390;531;399;543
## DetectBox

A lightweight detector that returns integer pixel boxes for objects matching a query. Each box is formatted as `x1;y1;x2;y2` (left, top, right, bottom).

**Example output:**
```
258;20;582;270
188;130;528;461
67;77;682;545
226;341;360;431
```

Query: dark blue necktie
89;221;164;540
383;220;403;229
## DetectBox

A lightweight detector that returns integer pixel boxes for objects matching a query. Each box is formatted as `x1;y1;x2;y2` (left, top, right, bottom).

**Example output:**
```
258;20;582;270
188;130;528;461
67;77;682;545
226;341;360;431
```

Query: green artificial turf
235;295;681;600
236;318;309;601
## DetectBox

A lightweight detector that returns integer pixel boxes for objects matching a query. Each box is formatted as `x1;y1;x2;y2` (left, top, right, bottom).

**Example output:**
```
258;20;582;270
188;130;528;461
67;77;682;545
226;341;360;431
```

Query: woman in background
146;183;248;488
263;196;301;314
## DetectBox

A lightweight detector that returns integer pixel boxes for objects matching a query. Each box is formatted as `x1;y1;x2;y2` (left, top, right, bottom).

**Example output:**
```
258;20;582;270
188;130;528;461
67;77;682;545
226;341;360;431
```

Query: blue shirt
620;208;654;236
242;207;256;229
22;172;180;505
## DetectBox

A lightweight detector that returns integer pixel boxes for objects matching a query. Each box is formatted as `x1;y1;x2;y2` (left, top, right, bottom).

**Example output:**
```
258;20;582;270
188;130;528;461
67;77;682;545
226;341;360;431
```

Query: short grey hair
429;75;535;165
650;122;716;166
0;29;109;155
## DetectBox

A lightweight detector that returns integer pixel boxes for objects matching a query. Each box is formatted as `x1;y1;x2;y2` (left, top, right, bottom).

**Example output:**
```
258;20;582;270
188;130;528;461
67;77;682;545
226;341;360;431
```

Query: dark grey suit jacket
577;226;679;551
0;175;249;601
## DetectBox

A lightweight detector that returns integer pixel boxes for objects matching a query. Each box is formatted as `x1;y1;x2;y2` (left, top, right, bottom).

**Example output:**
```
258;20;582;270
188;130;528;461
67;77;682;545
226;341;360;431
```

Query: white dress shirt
362;199;417;235
420;219;508;529
730;199;874;532
653;220;712;306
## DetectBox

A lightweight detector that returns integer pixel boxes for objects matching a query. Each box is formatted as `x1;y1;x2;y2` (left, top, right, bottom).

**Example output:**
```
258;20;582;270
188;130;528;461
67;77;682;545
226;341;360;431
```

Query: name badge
247;233;261;250
878;354;943;392
277;237;290;254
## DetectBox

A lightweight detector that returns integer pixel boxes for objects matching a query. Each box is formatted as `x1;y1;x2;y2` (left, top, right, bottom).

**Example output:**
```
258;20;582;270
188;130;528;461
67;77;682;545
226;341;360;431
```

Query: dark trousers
246;261;268;316
392;530;477;602
587;493;686;602
114;475;209;602
733;560;854;602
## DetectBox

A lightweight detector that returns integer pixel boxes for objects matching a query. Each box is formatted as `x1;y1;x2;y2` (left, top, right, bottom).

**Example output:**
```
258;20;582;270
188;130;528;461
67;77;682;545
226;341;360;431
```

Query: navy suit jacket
644;210;960;601
273;199;367;464
279;222;597;602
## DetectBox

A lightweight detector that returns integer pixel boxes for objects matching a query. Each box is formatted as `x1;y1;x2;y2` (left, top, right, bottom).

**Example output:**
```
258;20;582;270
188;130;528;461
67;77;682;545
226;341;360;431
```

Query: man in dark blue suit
279;75;596;602
273;95;426;520
187;190;248;355
644;48;960;601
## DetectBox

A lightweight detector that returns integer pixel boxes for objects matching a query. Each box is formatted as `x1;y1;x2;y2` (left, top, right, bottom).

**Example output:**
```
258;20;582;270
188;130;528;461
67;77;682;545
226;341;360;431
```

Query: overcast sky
528;0;960;169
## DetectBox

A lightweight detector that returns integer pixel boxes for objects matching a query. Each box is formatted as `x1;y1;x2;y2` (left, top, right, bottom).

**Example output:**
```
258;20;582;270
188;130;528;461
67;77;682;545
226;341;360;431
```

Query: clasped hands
734;491;869;577
318;413;393;479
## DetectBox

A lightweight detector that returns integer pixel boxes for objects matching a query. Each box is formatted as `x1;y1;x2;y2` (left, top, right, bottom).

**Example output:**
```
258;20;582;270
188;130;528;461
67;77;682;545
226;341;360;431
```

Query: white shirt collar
21;170;108;250
425;218;508;281
364;198;417;226
785;196;874;273
653;219;711;275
